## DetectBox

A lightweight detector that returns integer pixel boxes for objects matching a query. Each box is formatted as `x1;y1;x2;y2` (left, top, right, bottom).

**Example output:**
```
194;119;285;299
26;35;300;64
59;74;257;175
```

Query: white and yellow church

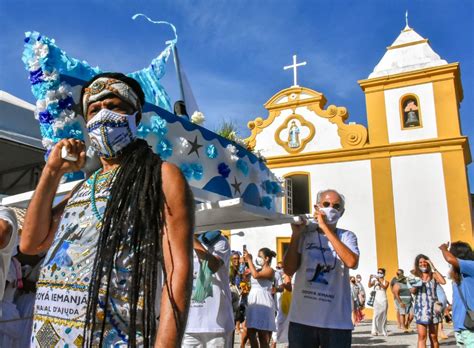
230;22;473;319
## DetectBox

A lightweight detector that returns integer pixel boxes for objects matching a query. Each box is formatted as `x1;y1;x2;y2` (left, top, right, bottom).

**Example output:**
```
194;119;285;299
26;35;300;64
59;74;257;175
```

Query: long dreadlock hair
80;73;184;347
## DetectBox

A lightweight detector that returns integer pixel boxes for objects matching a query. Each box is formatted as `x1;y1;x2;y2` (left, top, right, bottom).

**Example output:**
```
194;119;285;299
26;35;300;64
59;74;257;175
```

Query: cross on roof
283;55;307;87
404;10;411;30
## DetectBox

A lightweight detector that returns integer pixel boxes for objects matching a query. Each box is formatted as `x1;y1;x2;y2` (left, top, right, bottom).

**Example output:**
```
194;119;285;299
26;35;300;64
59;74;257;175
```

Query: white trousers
182;332;232;348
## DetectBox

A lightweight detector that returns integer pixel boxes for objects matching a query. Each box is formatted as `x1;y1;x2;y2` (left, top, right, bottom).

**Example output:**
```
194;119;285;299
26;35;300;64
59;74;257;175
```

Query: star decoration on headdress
187;135;203;158
231;176;242;196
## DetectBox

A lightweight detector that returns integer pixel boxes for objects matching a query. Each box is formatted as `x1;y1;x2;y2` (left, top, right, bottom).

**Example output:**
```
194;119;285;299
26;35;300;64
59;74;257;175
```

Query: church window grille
284;173;310;215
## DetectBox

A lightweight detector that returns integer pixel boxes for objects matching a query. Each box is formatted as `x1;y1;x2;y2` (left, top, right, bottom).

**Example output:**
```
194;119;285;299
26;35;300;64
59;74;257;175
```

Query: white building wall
255;106;342;158
231;159;378;286
384;83;438;143
391;153;452;299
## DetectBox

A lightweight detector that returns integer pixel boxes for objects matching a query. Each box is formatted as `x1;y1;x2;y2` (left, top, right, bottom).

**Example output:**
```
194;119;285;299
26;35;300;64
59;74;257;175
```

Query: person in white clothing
0;206;18;304
0;206;20;347
244;247;277;348
183;230;234;348
272;266;292;348
284;189;360;348
368;268;389;336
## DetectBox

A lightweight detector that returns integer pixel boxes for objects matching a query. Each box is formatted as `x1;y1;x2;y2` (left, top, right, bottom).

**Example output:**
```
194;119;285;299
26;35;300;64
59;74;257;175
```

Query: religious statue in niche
288;120;301;148
403;98;420;128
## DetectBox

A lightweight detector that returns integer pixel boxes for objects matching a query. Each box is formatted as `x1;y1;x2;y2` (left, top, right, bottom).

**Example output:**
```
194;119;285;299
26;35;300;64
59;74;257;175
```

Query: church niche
400;94;422;129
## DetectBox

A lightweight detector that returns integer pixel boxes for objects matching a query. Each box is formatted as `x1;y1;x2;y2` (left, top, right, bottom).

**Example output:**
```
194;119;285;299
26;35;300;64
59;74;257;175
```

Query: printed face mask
319;207;341;225
86;109;137;158
255;257;264;267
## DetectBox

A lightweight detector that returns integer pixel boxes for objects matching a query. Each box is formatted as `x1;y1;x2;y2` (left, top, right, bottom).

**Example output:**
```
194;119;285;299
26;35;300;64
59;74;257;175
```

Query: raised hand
47;139;86;175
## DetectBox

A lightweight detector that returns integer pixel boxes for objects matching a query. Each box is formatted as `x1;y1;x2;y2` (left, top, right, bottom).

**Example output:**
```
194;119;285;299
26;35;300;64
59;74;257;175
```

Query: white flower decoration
57;83;71;98
191;111;205;125
42;138;54;149
36;99;47;112
28;58;41;72
52;120;65;132
226;144;239;162
42;70;58;82
33;41;49;59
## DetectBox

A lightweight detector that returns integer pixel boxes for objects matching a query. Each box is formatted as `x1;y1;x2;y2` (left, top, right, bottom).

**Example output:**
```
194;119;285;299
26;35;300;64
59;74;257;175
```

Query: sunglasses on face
320;201;342;210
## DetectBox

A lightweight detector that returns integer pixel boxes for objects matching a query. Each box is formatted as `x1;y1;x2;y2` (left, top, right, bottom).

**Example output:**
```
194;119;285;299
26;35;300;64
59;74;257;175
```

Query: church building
231;22;473;319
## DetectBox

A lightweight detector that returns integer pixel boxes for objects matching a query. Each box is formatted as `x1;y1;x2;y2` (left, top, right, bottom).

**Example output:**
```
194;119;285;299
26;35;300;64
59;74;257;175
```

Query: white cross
283;55;307;87
404;10;411;30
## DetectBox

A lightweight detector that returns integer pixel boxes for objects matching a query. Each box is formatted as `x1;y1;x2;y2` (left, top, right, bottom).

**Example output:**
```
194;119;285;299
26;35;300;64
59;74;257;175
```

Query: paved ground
351;321;456;347
233;321;457;347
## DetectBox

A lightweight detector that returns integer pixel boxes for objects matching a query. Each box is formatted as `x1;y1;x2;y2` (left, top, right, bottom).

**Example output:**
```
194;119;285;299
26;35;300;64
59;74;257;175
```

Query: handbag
367;290;376;307
457;282;474;331
433;301;444;316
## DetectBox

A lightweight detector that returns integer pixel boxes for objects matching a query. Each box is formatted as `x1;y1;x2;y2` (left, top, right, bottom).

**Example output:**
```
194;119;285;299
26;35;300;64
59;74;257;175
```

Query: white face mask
419;267;428;273
255;257;264;267
319;207;341;225
86;109;138;158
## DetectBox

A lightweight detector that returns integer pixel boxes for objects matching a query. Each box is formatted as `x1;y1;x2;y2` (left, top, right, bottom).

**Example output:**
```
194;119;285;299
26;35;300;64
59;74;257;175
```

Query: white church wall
391;153;452;299
231;159;378;286
384;83;438;143
255;106;342;158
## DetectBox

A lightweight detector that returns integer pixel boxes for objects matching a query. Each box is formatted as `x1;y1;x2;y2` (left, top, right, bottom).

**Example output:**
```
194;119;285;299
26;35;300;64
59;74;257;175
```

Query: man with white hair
284;189;360;348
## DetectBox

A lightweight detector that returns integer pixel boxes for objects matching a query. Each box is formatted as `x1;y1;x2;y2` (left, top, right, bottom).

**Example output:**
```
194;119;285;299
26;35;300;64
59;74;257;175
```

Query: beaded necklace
90;167;118;222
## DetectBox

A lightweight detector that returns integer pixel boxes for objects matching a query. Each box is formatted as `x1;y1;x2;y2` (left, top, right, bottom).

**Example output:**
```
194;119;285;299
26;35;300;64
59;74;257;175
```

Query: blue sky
1;0;473;186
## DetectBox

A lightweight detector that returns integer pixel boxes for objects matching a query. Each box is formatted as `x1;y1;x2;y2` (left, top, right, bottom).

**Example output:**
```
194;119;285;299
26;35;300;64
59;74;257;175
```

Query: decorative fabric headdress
82;77;141;115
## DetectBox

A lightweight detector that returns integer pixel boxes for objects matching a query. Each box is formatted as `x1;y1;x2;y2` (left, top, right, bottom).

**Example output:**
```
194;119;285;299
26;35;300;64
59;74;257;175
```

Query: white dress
246;276;276;331
371;280;388;336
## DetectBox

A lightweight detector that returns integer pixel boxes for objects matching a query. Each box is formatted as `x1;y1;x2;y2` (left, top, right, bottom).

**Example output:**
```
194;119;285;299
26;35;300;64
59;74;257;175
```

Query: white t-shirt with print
185;235;234;333
0;207;18;302
288;226;359;330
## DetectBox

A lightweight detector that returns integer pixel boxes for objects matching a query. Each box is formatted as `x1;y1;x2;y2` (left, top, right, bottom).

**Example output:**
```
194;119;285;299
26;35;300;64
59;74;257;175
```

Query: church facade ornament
274;114;316;154
245;86;368;152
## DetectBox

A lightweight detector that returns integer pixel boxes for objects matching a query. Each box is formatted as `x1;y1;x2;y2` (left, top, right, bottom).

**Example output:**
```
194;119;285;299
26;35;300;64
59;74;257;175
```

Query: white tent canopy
0;90;45;195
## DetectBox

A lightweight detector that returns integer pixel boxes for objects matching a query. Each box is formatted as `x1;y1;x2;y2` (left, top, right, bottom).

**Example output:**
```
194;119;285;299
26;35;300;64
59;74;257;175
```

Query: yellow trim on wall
399;93;423;130
359;63;463;147
246;86;326;150
282;171;312;214
266;137;471;169
364;89;389;146
370;157;399;321
442;150;474;244
359;63;463;101
387;38;429;50
245;86;368;150
276;237;291;262
274;114;316;154
433;78;462;138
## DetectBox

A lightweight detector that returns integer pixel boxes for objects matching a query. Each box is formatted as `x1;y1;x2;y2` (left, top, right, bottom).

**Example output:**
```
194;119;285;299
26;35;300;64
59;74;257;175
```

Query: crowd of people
0;72;473;348
349;249;474;348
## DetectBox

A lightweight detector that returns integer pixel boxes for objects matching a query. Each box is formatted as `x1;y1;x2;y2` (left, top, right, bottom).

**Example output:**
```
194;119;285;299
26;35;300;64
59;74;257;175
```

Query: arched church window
400;94;422;129
284;172;311;215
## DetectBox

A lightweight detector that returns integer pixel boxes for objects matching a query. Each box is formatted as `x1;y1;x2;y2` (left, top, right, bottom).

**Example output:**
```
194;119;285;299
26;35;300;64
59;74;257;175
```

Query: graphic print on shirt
304;233;337;286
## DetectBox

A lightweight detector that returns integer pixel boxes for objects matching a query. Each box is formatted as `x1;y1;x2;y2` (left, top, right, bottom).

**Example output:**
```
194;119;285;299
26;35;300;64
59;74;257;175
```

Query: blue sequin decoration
206;144;218;159
236;159;249;176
